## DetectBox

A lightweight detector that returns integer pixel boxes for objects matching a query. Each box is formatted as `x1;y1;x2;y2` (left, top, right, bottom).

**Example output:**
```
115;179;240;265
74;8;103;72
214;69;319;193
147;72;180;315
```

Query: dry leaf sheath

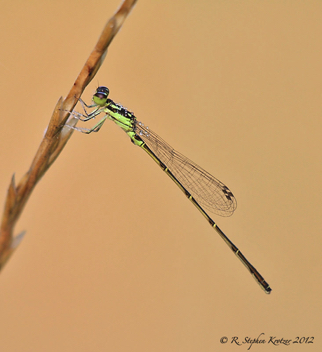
0;0;138;270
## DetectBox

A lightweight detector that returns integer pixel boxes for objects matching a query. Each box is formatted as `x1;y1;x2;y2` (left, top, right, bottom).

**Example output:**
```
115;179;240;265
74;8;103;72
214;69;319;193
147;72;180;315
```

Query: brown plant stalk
0;0;138;270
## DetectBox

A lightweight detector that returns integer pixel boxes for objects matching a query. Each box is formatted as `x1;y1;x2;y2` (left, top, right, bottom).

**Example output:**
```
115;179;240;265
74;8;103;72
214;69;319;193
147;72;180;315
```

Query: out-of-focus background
0;1;321;351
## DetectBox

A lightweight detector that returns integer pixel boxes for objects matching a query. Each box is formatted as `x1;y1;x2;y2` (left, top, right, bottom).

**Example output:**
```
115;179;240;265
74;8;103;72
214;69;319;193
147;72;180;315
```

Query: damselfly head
92;86;109;106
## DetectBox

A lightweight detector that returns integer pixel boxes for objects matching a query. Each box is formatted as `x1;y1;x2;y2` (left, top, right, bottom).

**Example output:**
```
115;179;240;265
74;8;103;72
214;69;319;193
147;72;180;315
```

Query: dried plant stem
0;0;138;270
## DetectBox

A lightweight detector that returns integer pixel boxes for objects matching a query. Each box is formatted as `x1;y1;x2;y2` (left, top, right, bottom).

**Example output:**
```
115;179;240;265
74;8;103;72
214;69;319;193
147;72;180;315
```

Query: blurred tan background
0;1;321;351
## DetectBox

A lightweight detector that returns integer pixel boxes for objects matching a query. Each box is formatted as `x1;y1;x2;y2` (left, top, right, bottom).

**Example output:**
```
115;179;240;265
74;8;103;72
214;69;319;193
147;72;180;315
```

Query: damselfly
68;86;271;294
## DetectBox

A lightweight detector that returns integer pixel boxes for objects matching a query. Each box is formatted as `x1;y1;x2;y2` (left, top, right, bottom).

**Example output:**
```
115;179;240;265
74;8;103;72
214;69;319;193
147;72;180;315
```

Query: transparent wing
135;121;237;217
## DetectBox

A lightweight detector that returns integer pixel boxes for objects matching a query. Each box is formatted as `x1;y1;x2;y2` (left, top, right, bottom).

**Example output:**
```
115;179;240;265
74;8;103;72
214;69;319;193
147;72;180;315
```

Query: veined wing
134;121;237;217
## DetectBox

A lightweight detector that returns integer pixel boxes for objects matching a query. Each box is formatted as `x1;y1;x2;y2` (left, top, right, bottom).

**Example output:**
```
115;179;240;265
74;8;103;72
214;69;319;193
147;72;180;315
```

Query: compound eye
92;86;109;106
96;86;109;96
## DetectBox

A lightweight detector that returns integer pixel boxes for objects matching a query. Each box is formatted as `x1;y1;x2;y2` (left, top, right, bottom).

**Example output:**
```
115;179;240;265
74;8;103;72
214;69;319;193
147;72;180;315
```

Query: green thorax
104;99;143;146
